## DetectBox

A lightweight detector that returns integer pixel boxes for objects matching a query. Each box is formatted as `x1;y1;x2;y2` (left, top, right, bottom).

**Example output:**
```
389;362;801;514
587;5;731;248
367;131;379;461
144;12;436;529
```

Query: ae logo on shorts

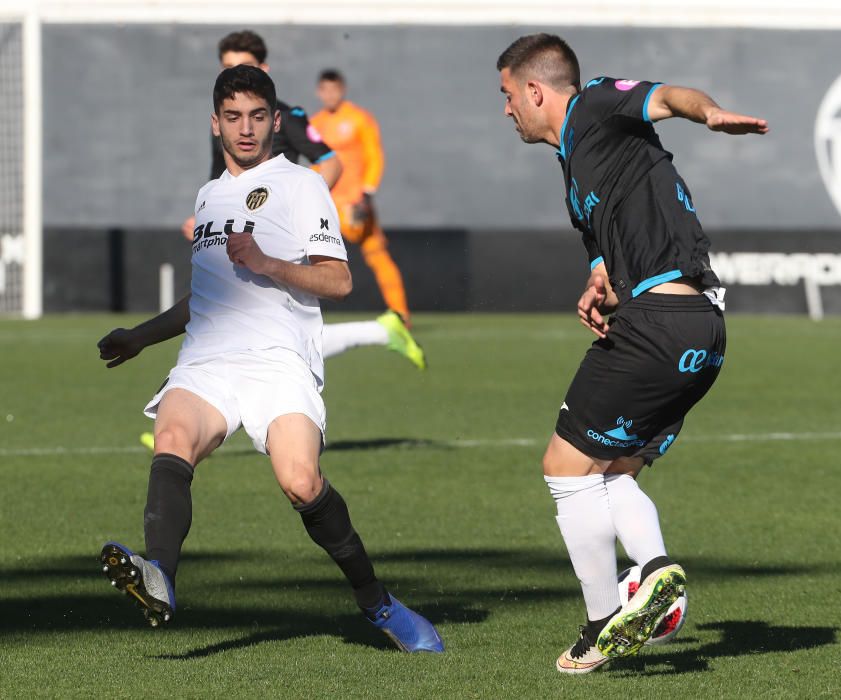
678;348;724;373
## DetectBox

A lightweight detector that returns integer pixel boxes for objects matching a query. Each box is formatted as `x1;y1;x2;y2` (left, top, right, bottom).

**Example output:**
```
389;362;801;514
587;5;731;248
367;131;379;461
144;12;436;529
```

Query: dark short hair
218;30;268;64
213;64;277;113
496;33;581;91
318;68;345;84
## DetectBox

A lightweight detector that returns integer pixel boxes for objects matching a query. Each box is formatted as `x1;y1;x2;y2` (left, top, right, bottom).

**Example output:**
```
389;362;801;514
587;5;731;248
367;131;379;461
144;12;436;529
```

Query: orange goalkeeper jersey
311;100;385;206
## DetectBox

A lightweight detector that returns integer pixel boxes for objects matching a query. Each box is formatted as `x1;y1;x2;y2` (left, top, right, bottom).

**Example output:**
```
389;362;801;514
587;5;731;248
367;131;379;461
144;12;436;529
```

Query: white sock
545;474;621;621
322;321;389;359
604;473;667;568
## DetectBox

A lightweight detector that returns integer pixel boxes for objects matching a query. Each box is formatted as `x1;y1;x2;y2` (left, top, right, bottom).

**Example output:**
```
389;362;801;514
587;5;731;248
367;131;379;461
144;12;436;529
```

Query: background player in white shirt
96;65;443;653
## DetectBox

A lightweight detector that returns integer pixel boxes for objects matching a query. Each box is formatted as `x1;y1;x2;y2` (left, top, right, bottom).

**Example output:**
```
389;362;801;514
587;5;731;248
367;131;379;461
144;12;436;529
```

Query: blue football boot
365;594;444;653
100;541;175;628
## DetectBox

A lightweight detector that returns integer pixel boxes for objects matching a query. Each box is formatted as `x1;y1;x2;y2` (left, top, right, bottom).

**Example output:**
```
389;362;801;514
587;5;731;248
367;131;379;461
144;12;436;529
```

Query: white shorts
144;347;326;454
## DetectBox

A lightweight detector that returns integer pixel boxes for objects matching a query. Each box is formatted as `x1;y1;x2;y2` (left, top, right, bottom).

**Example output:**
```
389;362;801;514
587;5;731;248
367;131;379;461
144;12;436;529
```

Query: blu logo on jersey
192;218;255;251
570;178;601;225
192;218;255;242
676;182;696;213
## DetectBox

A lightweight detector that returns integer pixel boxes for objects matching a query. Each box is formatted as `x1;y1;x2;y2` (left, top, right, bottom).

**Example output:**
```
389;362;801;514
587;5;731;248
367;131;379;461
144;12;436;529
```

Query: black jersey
210;101;335;180
557;77;719;304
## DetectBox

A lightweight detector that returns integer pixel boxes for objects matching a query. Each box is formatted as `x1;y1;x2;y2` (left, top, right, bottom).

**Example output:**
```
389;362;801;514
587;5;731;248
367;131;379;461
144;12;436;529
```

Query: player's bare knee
154;424;195;459
275;460;322;505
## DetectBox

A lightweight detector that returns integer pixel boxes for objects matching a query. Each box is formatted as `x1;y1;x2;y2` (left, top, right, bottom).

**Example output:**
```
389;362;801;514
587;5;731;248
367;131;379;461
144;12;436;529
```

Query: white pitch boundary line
2;431;841;457
688;431;841;443
0;446;147;457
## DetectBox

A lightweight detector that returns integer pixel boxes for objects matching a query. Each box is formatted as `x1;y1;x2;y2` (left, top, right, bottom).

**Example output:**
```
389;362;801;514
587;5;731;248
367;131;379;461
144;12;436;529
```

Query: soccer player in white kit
96;65;443;653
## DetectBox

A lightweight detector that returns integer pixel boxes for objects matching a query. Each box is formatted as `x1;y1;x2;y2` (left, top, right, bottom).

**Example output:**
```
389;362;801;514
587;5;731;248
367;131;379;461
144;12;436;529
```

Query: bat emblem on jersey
245;187;269;211
815;72;841;224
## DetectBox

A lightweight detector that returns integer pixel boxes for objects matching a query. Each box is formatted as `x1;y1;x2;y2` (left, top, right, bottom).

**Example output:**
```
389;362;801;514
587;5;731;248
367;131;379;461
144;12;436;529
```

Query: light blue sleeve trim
313;150;336;164
642;83;663;123
631;269;683;297
557;94;581;160
590;256;604;271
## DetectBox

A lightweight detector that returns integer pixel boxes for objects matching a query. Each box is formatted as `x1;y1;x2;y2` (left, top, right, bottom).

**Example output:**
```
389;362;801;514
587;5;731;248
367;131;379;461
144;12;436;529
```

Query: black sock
295;479;385;610
641;555;674;582
143;453;194;586
586;607;620;639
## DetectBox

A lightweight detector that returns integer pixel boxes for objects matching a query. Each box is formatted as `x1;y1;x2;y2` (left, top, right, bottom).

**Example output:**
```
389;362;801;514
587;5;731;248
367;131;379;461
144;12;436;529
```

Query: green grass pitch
1;312;839;697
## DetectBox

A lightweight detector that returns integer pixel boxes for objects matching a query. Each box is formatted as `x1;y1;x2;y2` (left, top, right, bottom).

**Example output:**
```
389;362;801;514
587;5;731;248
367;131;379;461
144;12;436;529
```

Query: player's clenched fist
226;232;268;275
351;193;375;226
577;274;610;339
181;216;196;242
97;328;143;368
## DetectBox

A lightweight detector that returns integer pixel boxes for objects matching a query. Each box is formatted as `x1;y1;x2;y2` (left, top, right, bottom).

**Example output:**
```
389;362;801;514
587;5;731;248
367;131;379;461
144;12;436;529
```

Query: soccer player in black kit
497;34;768;673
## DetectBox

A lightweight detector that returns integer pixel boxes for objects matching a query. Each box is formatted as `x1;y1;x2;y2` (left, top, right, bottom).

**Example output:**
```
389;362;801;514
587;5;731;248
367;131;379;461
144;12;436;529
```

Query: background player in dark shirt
180;30;342;240
497;33;767;674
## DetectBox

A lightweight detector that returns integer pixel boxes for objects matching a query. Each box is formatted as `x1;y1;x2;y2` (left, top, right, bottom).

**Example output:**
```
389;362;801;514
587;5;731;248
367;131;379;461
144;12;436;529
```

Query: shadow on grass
209;437;450;457
4;548;840;586
8;549;831;588
0;591;487;657
3;548;840;587
607;621;837;676
329;437;441;451
0;550;256;582
2;549;838;662
152;599;487;660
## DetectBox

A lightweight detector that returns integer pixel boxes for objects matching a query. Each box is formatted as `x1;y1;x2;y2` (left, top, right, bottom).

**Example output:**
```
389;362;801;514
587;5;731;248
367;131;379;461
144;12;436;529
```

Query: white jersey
178;155;347;385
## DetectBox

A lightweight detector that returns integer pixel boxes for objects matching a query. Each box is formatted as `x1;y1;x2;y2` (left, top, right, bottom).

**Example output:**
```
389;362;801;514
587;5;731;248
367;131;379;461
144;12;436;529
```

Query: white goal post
0;6;41;318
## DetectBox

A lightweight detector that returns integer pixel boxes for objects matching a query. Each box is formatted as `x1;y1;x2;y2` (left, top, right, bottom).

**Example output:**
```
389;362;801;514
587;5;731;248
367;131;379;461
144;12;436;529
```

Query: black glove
351;192;375;224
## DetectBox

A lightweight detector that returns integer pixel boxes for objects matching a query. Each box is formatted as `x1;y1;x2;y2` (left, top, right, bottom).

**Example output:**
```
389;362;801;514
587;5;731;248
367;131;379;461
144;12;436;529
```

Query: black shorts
555;293;726;465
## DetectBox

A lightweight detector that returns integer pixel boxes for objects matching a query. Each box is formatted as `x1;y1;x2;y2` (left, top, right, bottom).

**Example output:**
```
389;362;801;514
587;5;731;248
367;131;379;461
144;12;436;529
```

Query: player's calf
294;479;445;652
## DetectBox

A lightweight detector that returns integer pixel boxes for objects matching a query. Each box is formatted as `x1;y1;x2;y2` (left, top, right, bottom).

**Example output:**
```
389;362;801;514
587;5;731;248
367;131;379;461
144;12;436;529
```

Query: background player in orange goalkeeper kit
312;70;411;322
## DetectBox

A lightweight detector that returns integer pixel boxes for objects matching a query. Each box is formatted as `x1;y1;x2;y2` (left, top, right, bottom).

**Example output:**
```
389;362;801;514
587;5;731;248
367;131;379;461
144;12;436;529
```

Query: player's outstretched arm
97;294;191;368
646;85;769;135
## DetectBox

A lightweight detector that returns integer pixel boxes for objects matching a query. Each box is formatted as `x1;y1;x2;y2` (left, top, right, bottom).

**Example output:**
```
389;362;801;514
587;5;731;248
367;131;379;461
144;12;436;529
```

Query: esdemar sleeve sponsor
293;172;347;261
